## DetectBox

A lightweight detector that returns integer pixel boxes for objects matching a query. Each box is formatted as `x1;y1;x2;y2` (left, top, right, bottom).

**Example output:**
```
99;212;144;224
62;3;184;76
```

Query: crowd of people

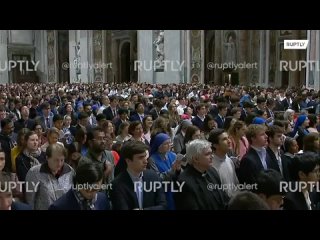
0;82;319;210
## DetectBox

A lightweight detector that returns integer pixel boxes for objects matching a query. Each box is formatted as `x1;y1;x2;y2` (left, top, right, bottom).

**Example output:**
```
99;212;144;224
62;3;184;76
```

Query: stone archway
119;41;130;83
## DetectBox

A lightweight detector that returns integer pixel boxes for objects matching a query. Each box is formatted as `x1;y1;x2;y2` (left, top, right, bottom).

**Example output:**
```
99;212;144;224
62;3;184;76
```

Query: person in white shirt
208;129;239;198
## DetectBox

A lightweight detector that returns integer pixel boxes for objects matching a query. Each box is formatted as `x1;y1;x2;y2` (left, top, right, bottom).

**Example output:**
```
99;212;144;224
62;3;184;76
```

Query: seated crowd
0;82;319;210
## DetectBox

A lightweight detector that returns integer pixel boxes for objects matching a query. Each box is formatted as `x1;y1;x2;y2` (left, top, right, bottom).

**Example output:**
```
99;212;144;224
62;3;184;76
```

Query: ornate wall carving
93;30;103;82
190;30;201;83
47;30;56;83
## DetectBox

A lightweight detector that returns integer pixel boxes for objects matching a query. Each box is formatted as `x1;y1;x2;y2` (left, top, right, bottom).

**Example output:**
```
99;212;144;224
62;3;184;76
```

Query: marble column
0;30;9;84
80;30;89;83
34;30;47;83
238;30;248;85
92;30;104;83
289;30;300;87
47;30;58;83
105;30;112;83
214;30;222;85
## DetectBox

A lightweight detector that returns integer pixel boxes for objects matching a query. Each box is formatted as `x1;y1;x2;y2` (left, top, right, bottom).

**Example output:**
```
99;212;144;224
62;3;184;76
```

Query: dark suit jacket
129;113;143;123
70;124;83;137
11;201;32;210
238;147;272;184
191;116;204;131
174;164;229;210
103;107;118;121
240;109;248;122
36;115;53;131
281;98;290;111
48;189;110;210
214;115;225;129
173;133;185;154
14;118;35;133
266;147;290;182
283;191;317;210
110;169;166;210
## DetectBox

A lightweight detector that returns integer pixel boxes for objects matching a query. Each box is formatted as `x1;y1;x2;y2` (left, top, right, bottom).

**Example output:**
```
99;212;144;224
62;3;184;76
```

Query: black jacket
110;169;166;210
174;164;229;210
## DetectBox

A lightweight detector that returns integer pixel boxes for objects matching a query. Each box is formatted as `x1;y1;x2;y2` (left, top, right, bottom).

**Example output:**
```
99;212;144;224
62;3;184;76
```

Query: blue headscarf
150;133;170;156
252;117;266;125
292;115;308;136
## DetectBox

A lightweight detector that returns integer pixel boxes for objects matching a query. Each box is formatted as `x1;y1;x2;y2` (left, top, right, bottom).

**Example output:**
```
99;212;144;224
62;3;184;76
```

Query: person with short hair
227;191;269;210
252;169;285;210
174;139;229;210
110;141;166;210
238;124;271;184
16;131;46;182
25;144;74;210
208;129;239;198
49;162;110;210
0;173;31;210
283;152;320;210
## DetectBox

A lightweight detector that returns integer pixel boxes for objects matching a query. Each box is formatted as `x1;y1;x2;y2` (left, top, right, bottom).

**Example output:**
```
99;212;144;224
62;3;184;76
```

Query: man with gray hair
174;139;229;210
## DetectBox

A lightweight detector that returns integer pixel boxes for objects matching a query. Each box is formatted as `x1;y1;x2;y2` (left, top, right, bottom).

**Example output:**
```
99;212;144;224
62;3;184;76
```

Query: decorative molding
47;30;56;83
93;30;103;82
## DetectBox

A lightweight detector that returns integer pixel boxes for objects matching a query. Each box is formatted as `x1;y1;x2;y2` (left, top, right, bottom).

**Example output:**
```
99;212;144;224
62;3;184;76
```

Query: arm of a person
143;176;167;210
174;181;199;210
109;182;130;210
148;156;177;181
173;136;182;154
25;168;39;210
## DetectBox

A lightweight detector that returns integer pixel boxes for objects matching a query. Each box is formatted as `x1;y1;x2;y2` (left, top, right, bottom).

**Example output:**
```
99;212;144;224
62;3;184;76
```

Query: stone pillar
69;30;76;83
265;30;270;87
112;38;119;83
0;30;9;84
190;30;202;84
290;30;300;87
92;30;103;83
34;30;48;83
138;30;154;84
259;30;266;87
238;30;248;85
80;30;89;83
214;30;222;85
105;30;113;83
47;30;58;83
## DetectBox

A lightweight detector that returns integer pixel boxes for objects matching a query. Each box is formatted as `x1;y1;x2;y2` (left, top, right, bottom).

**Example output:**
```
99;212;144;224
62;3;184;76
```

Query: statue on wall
74;41;81;75
224;34;236;64
153;30;164;70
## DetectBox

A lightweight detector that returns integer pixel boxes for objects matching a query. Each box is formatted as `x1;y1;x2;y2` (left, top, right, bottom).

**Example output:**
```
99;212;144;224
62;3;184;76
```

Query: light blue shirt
251;146;267;170
127;170;144;210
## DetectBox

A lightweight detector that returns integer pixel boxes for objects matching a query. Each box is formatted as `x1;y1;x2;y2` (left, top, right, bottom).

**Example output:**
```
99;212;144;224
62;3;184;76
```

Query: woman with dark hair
203;114;217;140
180;125;201;155
16;131;46;182
303;132;320;154
102;120;116;141
128;121;149;145
142;115;153;143
307;114;319;133
74;126;88;156
66;142;81;169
